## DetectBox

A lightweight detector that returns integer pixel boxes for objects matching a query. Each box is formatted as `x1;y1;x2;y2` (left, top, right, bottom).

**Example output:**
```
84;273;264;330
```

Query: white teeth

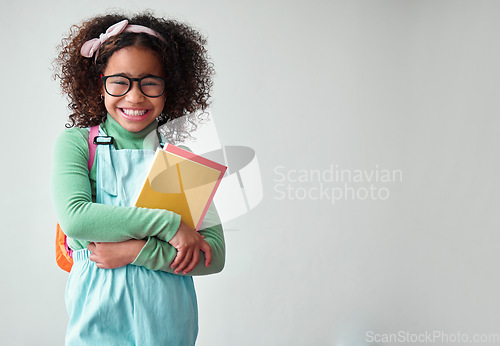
122;109;147;116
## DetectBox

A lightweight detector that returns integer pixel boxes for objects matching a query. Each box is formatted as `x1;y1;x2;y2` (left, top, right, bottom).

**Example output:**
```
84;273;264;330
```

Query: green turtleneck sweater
51;116;225;275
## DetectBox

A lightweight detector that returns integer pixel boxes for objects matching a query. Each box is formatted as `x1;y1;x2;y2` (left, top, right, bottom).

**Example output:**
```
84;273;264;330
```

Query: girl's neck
102;115;158;149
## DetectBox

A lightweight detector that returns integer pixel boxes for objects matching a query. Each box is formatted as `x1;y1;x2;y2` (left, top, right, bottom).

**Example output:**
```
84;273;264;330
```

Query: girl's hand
168;221;212;275
88;239;147;269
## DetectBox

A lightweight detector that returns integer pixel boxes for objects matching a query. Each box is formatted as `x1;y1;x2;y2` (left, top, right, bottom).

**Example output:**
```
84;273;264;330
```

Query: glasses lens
140;77;165;97
105;76;130;96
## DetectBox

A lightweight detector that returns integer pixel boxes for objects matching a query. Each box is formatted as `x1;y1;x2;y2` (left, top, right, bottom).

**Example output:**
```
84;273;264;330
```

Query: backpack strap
88;125;99;171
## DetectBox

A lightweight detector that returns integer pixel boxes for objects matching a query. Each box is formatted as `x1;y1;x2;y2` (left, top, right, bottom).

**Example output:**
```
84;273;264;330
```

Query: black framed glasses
101;74;167;98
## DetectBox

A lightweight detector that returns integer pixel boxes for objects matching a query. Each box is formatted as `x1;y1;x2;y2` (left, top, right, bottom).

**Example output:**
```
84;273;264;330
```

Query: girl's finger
200;240;212;267
87;242;96;252
183;247;200;275
96;262;106;269
175;249;193;274
170;250;185;269
89;252;97;263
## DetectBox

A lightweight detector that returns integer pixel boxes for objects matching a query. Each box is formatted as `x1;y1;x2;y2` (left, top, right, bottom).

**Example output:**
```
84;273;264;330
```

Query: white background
1;1;499;345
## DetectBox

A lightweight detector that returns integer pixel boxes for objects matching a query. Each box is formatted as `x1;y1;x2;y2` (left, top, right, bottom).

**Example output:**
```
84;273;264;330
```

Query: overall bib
65;127;198;346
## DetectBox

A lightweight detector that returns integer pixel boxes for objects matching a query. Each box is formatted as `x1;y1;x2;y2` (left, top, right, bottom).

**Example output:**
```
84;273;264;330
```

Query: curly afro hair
53;12;214;142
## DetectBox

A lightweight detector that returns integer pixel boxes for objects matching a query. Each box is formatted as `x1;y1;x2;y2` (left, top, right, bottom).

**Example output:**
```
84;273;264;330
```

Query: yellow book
135;144;227;231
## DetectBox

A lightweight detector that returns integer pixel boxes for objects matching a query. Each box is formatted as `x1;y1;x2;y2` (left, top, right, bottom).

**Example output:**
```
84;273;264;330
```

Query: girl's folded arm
51;128;181;243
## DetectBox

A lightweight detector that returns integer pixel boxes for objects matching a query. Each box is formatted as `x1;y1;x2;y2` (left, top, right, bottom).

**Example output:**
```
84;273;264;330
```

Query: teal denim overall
65;126;198;346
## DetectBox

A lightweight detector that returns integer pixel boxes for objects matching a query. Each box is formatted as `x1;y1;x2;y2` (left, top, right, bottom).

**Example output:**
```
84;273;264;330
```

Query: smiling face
101;45;166;133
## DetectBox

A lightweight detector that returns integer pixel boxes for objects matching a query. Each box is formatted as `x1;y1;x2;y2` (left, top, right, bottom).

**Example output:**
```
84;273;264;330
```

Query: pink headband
80;19;166;59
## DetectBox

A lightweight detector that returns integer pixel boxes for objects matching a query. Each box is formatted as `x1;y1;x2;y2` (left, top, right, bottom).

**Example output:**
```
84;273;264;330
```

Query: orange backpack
55;126;100;272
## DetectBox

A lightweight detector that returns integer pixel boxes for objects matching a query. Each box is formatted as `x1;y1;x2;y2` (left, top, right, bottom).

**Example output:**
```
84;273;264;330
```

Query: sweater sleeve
51;128;181;243
131;202;226;275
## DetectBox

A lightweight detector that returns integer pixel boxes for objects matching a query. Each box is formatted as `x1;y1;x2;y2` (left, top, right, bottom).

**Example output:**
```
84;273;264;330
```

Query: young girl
52;12;225;345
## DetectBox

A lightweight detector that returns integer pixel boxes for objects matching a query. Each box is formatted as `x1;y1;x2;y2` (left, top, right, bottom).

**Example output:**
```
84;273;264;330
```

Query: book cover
135;144;227;231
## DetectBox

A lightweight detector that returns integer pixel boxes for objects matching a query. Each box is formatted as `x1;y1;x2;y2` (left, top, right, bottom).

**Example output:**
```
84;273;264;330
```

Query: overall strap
88;125;99;171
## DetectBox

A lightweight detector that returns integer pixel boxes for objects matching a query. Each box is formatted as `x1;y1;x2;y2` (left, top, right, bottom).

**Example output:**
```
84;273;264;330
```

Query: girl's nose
125;82;145;103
